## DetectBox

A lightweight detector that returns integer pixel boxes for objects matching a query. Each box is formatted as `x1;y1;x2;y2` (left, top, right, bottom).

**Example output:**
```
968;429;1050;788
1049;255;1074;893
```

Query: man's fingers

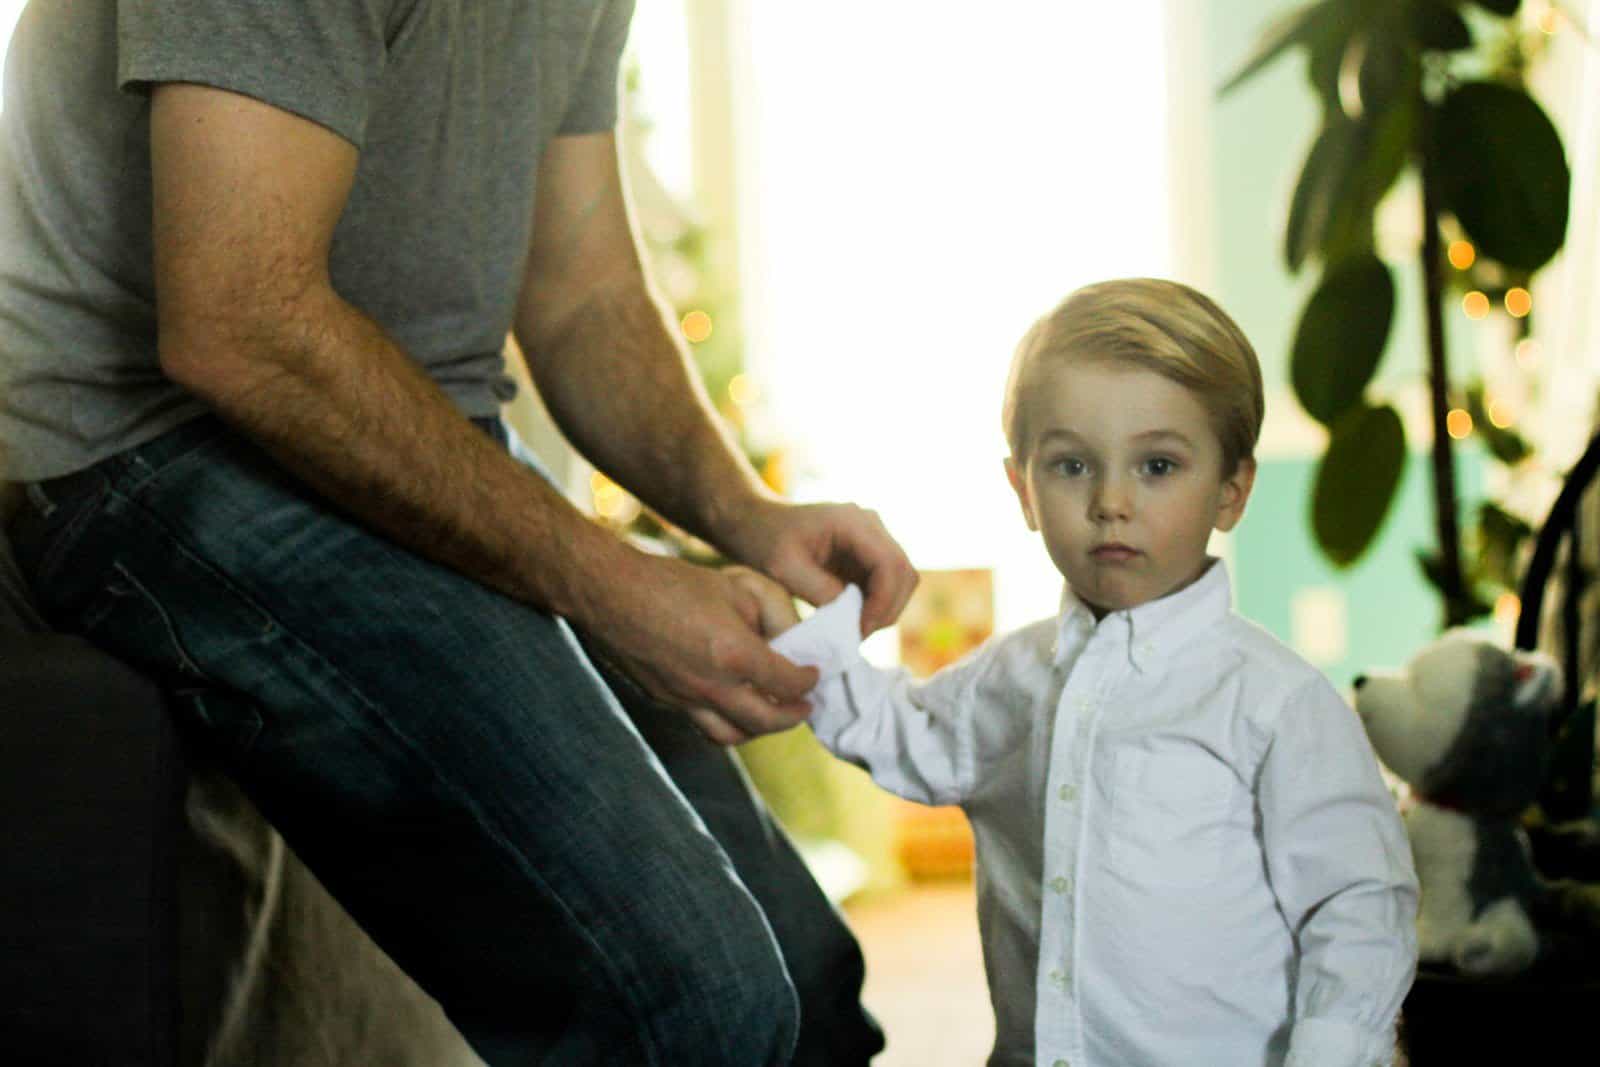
775;558;846;614
698;678;810;738
856;534;918;634
862;561;918;635
746;644;819;705
724;565;803;637
686;707;750;747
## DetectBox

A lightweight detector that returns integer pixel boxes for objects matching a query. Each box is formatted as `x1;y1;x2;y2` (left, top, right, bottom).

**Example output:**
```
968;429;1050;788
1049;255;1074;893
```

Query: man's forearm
517;280;778;562
165;284;634;622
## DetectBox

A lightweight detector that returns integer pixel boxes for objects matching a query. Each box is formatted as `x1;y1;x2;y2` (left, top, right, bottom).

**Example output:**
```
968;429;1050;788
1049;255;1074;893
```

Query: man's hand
580;552;820;746
723;500;918;638
723;565;803;639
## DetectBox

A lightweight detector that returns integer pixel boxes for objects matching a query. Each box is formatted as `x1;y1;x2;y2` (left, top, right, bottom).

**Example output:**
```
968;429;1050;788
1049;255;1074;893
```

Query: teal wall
1235;449;1489;686
1199;1;1490;683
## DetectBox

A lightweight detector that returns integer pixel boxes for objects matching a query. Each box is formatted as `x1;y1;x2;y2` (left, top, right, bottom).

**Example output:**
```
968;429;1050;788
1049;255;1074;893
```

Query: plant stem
1418;111;1468;628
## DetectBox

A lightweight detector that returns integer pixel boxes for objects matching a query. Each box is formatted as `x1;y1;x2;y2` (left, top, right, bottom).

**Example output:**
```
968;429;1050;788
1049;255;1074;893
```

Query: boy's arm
1259;677;1420;1067
767;584;979;807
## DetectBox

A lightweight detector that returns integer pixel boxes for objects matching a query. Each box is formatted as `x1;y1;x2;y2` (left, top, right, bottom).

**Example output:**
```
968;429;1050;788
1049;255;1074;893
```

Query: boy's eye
1141;457;1178;477
1049;457;1088;477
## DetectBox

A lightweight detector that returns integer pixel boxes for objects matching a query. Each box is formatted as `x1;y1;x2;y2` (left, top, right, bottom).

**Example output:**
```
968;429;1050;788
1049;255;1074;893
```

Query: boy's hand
723;564;803;638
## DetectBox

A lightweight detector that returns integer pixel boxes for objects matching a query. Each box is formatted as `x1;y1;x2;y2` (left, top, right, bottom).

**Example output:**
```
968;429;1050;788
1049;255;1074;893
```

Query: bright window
736;2;1177;629
0;1;26;110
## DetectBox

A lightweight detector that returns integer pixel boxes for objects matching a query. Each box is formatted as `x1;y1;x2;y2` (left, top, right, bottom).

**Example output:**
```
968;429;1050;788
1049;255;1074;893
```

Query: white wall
733;1;1177;629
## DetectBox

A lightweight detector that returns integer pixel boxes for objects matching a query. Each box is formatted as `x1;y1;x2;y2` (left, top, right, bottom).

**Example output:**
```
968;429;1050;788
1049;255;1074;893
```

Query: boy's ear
1004;456;1038;531
1214;456;1256;533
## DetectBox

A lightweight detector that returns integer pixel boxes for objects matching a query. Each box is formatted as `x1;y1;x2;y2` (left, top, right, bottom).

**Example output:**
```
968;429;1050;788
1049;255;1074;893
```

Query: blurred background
574;4;1600;1061
6;2;1594;1063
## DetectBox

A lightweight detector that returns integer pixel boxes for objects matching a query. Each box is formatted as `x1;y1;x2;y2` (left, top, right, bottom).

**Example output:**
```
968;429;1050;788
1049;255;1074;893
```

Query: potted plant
1223;0;1598;1059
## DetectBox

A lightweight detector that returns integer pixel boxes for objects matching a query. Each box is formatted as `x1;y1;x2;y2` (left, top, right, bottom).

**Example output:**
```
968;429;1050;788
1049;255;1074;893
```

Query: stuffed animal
1353;629;1600;977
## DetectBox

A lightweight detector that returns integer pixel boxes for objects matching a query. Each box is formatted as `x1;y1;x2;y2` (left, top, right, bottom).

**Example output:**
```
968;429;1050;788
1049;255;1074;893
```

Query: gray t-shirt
0;0;634;481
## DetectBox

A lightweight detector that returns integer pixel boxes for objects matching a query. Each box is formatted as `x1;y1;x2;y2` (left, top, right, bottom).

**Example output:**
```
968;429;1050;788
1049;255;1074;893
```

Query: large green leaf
1413;1;1473;51
1433;82;1570;271
1475;501;1533;589
1313;403;1406;567
1285;99;1415;271
1219;0;1348;96
1286;122;1358;271
1356;27;1418;117
1292;255;1395;426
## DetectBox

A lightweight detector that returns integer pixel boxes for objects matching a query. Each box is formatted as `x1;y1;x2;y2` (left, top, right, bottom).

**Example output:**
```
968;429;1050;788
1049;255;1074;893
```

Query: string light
761;451;790;495
1447;240;1476;270
728;373;760;408
589;471;637;522
680;309;713;344
1462;292;1491;319
1495;592;1521;625
1446;408;1474;438
1539;7;1562;34
1516;339;1542;367
1486;397;1514;428
1504;287;1532;318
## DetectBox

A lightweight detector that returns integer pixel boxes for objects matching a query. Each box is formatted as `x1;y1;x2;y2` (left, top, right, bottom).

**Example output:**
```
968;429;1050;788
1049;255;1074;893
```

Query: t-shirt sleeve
556;0;635;135
116;0;395;148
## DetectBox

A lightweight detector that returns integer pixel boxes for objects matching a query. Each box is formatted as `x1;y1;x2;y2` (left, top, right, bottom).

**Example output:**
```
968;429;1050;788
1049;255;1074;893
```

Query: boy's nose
1091;483;1131;521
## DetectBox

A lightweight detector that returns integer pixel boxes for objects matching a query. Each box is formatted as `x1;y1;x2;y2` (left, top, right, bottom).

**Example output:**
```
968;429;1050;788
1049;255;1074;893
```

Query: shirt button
1050;875;1071;895
1048;968;1069;991
1058;783;1077;803
1053;1061;1070;1067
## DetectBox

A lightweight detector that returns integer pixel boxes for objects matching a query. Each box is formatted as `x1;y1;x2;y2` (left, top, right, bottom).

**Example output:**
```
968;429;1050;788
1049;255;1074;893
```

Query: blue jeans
8;415;883;1066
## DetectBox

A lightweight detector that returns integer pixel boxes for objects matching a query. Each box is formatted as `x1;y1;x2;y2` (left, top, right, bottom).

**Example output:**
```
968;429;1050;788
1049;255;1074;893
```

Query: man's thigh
586;648;886;1065
10;417;796;1065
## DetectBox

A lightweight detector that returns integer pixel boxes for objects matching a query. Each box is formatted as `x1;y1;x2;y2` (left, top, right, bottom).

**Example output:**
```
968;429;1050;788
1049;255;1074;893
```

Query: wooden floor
844;879;994;1066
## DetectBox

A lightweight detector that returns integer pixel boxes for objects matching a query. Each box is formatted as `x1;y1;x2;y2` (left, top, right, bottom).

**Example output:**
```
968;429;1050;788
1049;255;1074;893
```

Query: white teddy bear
1353;630;1562;976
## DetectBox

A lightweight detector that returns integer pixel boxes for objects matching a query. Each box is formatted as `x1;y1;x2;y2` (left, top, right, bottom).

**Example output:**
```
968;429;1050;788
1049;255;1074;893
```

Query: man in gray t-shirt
1;3;910;1063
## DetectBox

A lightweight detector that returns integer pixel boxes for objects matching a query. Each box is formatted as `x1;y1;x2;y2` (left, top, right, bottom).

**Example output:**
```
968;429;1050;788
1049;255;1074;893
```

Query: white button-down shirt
774;561;1418;1067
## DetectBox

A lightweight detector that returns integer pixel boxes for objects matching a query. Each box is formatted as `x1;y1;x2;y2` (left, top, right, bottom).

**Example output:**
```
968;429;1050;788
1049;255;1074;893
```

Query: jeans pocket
173;687;265;760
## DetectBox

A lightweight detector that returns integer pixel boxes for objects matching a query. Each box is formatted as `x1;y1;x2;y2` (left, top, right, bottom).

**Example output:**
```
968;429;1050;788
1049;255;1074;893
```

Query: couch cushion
0;524;45;632
0;632;182;1065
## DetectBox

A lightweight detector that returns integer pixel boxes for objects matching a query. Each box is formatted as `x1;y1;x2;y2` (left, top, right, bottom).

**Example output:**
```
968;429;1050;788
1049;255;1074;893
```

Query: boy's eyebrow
1036;428;1196;447
1132;429;1196;447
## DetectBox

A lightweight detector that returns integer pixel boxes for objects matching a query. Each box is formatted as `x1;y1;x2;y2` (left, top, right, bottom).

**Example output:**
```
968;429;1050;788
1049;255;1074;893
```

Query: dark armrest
0;632;182;1066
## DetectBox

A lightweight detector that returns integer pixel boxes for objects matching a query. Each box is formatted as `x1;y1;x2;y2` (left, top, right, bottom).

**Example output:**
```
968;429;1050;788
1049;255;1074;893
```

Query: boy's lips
1090;543;1140;562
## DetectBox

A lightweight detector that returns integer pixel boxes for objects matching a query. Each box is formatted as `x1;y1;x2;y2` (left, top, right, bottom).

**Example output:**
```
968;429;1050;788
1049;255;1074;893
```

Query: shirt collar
1051;557;1234;673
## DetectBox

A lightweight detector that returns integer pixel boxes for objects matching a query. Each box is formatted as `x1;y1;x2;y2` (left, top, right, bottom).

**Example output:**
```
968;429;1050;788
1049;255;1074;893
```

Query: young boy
766;279;1419;1067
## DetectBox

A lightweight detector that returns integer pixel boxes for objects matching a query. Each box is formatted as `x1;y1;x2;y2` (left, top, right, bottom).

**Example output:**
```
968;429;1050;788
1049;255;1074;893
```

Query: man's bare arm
513;134;919;634
150;83;817;738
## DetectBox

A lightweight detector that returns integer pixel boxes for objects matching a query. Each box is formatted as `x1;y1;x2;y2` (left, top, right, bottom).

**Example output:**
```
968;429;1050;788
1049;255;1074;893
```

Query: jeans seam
107;560;209;678
31;478;109;590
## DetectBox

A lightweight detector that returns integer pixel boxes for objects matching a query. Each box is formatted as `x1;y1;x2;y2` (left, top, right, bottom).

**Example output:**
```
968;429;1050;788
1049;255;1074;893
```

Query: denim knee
647;898;800;1066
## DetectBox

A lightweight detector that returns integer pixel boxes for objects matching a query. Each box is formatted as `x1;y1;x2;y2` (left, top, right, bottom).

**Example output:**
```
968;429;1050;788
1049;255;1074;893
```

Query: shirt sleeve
771;586;982;806
1258;677;1420;1067
117;0;395;147
557;0;635;135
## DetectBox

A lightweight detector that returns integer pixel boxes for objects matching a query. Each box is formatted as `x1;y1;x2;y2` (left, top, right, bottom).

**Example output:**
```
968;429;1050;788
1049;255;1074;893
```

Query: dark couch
0;531;185;1064
0;525;485;1066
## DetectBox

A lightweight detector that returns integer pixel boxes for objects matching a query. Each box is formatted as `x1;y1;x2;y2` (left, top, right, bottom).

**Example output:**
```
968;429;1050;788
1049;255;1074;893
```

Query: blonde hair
1002;278;1264;474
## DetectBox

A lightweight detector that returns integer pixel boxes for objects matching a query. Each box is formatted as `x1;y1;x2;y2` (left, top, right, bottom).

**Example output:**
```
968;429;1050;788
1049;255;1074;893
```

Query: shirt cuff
770;585;864;683
1283;1017;1396;1067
